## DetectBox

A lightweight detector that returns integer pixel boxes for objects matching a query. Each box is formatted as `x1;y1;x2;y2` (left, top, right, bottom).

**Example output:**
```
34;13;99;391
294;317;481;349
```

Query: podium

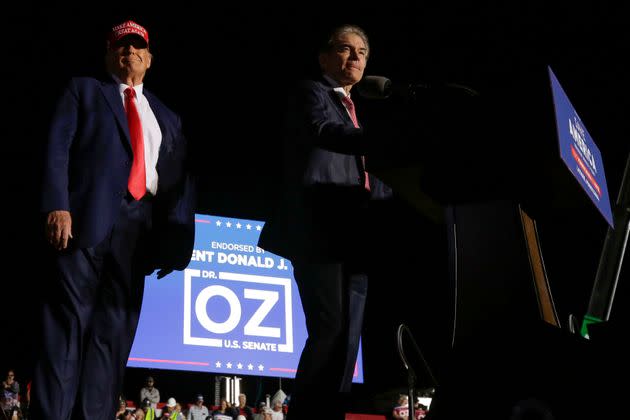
445;201;560;339
373;161;560;339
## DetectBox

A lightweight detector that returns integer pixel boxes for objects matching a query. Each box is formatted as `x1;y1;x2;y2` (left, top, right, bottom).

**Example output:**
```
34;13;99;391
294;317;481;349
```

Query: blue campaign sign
548;66;614;227
127;214;364;383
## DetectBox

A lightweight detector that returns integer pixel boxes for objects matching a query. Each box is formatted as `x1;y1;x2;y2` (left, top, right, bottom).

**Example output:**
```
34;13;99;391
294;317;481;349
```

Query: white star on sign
215;220;222;226
237;363;243;369
258;364;264;371
226;221;232;228
256;225;262;231
226;362;233;369
215;361;222;368
246;224;252;230
248;364;254;370
236;223;242;229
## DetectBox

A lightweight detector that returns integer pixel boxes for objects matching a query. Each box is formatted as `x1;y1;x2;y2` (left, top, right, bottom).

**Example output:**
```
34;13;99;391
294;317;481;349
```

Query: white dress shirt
112;75;162;195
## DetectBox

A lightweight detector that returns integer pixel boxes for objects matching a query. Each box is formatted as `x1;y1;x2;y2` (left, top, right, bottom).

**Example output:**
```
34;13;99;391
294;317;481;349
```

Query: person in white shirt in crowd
186;394;208;420
139;376;160;409
270;400;284;420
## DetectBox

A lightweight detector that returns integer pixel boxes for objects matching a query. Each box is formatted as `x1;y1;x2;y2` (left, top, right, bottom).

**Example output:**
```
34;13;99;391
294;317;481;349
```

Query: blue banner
549;66;614;227
128;214;364;383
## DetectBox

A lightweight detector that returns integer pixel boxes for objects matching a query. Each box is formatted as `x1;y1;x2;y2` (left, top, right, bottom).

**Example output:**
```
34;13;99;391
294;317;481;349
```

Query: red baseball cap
109;20;149;48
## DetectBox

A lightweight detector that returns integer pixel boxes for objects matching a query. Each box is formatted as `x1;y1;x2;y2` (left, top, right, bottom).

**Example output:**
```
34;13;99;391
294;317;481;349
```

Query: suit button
125;160;130;166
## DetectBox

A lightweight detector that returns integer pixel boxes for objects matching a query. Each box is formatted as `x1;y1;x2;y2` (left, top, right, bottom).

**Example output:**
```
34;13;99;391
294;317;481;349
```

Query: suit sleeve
41;79;79;213
152;116;197;271
292;81;368;155
164;170;196;271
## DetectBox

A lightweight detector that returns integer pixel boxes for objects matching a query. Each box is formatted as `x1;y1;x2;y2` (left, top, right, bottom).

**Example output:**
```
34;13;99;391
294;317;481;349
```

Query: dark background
3;2;630;415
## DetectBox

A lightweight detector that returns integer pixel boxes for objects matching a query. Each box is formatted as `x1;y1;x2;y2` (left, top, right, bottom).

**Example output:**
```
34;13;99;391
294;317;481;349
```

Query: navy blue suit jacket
41;76;195;270
259;77;392;262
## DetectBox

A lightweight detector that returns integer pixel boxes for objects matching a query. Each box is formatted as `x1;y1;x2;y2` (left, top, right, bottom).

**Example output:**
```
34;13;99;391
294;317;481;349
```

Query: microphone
356;75;479;99
356;75;393;99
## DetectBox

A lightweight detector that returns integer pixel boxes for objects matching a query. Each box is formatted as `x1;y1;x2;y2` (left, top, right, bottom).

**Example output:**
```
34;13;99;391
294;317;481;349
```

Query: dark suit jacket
41;76;195;270
258;77;391;262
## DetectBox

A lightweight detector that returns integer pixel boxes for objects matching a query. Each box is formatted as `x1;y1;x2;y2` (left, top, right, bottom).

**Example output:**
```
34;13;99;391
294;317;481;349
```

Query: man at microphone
258;24;391;420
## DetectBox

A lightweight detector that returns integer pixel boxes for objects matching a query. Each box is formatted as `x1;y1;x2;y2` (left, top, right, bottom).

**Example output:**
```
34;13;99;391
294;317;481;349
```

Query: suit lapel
144;90;173;175
320;78;360;127
320;78;365;174
328;89;352;123
99;79;133;154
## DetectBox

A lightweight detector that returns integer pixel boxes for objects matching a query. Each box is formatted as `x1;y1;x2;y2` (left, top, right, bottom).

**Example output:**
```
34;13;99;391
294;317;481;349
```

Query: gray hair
321;24;370;59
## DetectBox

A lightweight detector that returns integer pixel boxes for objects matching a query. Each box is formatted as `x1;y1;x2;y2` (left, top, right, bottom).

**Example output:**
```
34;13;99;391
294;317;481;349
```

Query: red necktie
124;87;146;200
341;95;370;191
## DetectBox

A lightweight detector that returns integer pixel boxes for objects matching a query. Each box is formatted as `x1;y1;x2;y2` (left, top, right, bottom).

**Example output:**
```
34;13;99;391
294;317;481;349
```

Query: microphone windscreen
356;75;392;99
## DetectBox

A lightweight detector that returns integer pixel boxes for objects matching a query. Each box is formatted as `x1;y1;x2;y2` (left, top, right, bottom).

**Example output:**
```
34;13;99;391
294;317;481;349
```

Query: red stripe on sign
268;367;298;372
128;357;210;366
571;144;601;197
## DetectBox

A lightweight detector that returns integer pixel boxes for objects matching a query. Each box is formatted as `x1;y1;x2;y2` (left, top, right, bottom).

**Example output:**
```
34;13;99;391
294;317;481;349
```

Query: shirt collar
111;74;144;102
323;74;350;99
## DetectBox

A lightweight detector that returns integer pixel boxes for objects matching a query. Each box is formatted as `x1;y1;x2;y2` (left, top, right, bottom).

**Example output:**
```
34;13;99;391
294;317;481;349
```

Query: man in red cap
31;19;195;420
